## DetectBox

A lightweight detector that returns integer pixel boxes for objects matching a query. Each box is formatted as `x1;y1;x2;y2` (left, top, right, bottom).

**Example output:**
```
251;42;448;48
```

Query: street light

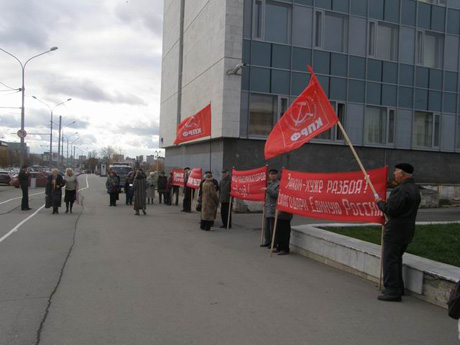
58;118;76;167
0;46;58;167
32;96;71;169
154;150;161;175
66;132;78;167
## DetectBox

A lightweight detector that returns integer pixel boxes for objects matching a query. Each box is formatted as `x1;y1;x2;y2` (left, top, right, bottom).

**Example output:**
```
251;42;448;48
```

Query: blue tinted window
369;0;384;20
429;69;442;90
317;75;330;96
242;67;249;90
384;0;400;23
331;53;347;77
243;40;251;64
349;80;365;102
400;64;414;86
250;67;271;93
444;93;457;113
333;0;349;13
418;3;431;30
367;82;381;104
272;44;291;69
415;89;428;110
428;91;441;111
382;62;398;84
316;0;332;10
349;56;366;79
351;0;367;16
292;72;310;95
399;87;413;108
401;0;416;26
445;72;458;92
382;85;397;106
292;48;311;71
252;41;271;67
294;0;313;5
313;50;330;74
265;2;290;44
416;67;429;88
431;6;445;32
271;70;290;94
330;77;347;101
447;9;460;35
368;59;382;82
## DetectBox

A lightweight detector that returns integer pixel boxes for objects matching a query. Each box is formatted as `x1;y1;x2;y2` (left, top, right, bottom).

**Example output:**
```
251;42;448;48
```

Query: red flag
264;67;339;159
277;167;388;224
174;104;211;145
172;168;185;187
230;166;267;202
186;168;202;189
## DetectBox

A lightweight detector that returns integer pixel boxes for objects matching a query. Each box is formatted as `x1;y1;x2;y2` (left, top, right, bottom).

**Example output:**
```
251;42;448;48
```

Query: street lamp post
66;133;79;167
32;96;71;169
58;118;76;167
0;47;58;167
154;150;161;175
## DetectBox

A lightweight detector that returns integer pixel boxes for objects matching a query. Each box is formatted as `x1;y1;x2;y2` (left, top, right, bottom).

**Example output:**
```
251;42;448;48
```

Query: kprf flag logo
264;67;338;159
174;104;211;145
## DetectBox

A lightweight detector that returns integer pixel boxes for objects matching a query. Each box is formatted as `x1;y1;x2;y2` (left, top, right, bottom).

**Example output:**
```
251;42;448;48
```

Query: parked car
10;172;49;188
0;171;12;185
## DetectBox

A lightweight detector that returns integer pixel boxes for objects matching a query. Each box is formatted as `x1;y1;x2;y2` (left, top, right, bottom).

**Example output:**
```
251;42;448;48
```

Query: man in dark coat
157;171;168;204
375;163;421;302
219;169;232;228
260;169;279;248
18;165;31;210
182;168;192;213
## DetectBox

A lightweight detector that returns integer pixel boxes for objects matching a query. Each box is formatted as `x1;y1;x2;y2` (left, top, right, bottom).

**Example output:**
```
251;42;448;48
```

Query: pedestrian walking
260;169;279;248
165;173;173;205
45;169;65;214
200;171;219;231
375;163;421;302
182;168;192;213
18;165;31;211
106;170;120;206
64;168;79;213
146;172;156;204
219;169;232;228
157;171;167;204
133;168;147;215
124;172;134;205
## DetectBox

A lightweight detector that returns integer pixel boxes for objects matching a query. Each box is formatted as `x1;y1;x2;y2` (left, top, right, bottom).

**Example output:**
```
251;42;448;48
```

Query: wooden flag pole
260;205;266;244
379;225;385;290
270;209;279;256
226;197;232;229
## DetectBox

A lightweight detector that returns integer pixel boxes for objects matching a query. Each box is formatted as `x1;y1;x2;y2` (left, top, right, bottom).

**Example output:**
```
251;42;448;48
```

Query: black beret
184;167;190;170
204;171;212;174
268;169;278;174
221;169;228;173
395;163;414;174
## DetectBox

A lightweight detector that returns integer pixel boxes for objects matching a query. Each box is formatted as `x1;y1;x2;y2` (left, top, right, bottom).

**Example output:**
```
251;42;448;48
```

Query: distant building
113;154;124;162
136;155;144;164
146;155;156;165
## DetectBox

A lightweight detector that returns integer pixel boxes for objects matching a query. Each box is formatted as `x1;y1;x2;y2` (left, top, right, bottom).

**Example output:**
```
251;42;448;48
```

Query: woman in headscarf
133;168;147;215
64;168;79;213
200;171;219;231
106;170;119;206
46;169;65;214
146;172;156;204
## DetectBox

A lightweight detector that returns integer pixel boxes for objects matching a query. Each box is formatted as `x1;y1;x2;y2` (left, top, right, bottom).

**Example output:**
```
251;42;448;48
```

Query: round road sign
17;129;27;138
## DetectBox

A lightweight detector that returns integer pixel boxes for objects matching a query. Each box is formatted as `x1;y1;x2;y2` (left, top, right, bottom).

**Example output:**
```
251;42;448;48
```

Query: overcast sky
0;0;163;159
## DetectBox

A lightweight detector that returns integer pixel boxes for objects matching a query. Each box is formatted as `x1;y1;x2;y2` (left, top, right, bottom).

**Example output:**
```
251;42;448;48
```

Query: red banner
230;166;268;202
174;104;211;145
186;168;202;190
277;167;388;224
264;67;339;160
172;168;185;187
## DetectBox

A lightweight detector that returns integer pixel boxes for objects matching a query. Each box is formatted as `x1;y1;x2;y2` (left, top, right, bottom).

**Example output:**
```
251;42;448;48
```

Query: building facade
160;0;460;183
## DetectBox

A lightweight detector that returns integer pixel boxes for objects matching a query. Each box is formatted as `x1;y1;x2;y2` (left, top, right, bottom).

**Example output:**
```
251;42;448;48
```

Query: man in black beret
219;169;232;228
18;165;31;211
375;163;421;302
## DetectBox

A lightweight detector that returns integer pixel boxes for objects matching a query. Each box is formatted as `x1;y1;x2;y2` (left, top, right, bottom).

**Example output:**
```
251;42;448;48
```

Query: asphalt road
0;175;458;345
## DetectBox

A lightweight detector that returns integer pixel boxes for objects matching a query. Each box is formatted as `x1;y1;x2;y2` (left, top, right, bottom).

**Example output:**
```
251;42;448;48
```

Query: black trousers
183;193;191;212
159;192;165;204
109;192;118;206
220;202;232;227
21;186;29;210
382;240;408;297
276;219;292;252
263;217;275;245
164;191;171;205
173;187;179;205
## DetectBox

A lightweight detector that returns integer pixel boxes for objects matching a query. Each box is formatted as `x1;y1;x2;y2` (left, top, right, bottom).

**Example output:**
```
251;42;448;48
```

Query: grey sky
0;0;163;159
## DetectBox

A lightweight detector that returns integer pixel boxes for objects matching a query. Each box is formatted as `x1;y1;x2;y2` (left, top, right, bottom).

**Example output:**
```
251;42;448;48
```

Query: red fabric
174;104;211;145
264;67;339;159
172;168;185;187
230;166;267;202
186;168;202;190
277;167;388;224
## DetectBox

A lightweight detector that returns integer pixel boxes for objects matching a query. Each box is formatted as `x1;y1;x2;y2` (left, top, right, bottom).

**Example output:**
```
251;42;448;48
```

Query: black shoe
383;289;405;296
272;248;281;253
65;209;69;213
260;243;270;247
377;294;401;302
142;209;146;215
220;225;227;228
277;251;289;256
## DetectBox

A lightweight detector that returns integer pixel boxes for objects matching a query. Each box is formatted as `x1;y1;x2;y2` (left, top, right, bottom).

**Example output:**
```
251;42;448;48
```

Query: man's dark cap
221;169;228;173
395;163;414;174
268;169;278;174
204;170;212;174
184;167;190;170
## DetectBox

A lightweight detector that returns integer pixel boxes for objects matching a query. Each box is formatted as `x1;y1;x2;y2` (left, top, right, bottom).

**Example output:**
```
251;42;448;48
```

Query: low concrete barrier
290;224;460;308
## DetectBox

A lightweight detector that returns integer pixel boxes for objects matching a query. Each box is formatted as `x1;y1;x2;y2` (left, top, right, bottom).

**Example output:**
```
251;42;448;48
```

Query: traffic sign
17;129;27;138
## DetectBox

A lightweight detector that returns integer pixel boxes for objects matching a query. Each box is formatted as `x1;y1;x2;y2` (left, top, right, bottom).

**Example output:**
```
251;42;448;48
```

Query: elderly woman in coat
200;171;219;231
106;170;120;207
146;172;156;204
64;168;79;213
133;168;147;215
46;168;65;214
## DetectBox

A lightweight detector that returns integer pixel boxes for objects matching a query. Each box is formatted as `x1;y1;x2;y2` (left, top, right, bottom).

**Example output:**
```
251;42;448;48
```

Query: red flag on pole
264;67;339;159
230;166;268;202
174;104;211;145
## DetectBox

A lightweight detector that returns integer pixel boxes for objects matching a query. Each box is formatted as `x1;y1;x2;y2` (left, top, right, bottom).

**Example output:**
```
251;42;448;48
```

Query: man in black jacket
375;163;421;302
18;166;31;211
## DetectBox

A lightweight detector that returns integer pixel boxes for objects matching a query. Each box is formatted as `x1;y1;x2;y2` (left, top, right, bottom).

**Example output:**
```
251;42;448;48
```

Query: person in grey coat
260;169;279;248
133;169;147;215
219;169;232;228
